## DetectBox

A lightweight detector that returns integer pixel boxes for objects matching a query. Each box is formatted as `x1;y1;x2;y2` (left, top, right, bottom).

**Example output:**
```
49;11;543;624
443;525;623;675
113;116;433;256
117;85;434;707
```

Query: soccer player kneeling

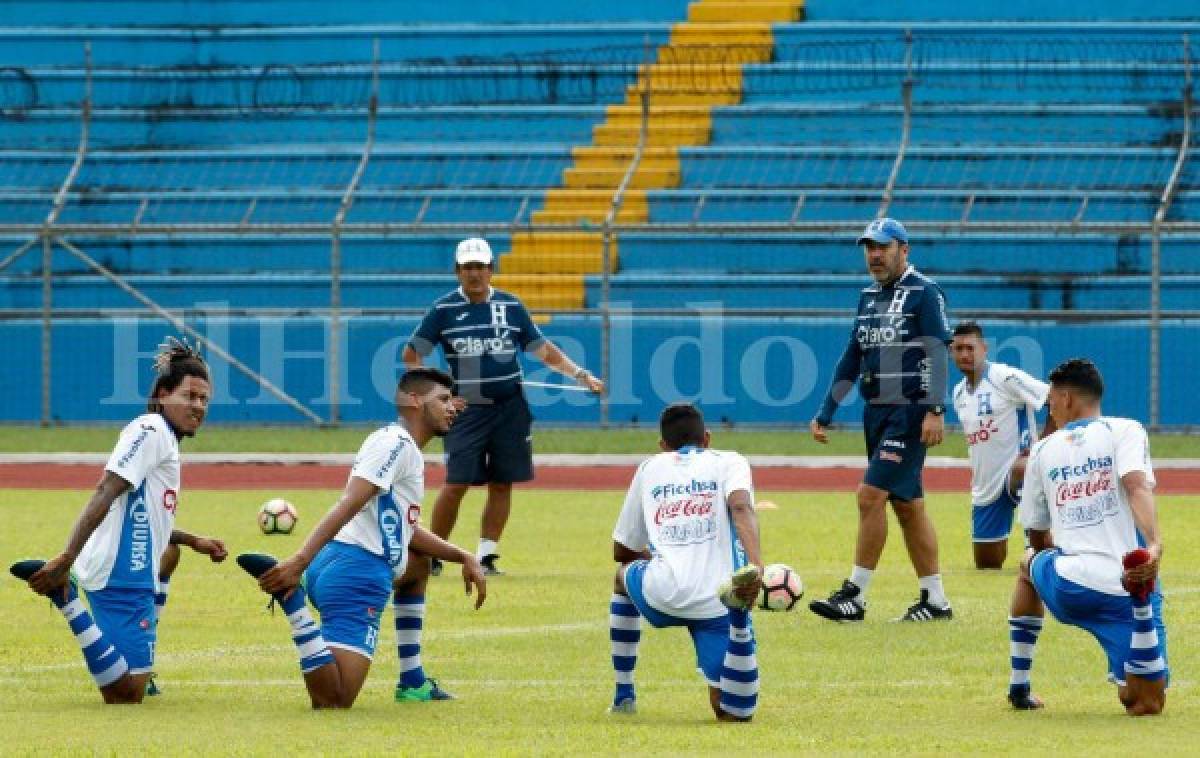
11;338;228;704
1007;358;1167;716
608;403;764;722
237;368;486;709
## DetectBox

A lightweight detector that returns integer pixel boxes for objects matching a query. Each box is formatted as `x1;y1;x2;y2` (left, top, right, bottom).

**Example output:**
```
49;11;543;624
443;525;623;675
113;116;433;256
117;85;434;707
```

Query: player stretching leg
1009;358;1167;715
11;338;228;704
608;404;764;721
237;368;487;709
950;321;1057;569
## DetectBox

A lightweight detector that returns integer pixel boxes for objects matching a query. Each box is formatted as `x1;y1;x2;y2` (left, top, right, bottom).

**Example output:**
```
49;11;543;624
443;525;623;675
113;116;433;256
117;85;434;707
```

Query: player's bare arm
28;471;132;597
532;341;605;394
1121;471;1162;583
170;529;229;563
409;526;487;609
258;475;379;596
727;489;764;604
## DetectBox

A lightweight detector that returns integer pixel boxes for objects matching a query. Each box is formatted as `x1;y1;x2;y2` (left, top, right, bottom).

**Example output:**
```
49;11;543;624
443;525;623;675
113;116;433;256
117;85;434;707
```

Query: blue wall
1;316;1192;426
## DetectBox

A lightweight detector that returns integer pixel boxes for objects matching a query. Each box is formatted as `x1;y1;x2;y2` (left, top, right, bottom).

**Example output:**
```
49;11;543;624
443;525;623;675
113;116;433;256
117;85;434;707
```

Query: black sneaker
808;580;866;622
895;590;953;622
430;558;443;577
1007;685;1044;710
480;554;504;576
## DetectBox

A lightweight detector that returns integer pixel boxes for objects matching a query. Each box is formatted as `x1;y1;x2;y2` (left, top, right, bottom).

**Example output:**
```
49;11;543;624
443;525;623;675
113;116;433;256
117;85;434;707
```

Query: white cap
455;237;493;265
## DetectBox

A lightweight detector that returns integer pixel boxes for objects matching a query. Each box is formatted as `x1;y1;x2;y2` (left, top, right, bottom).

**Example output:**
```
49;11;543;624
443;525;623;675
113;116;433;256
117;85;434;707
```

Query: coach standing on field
403;238;605;576
807;218;955;623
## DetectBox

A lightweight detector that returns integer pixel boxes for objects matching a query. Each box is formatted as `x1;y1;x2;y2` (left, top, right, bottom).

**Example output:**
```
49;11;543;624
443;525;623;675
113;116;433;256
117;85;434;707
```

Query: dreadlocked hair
147;336;210;413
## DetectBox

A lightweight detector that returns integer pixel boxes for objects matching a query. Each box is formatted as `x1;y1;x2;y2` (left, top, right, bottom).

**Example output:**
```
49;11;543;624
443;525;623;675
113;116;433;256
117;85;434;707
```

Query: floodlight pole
40;41;92;425
329;38;380;425
1149;34;1192;430
601;36;653;427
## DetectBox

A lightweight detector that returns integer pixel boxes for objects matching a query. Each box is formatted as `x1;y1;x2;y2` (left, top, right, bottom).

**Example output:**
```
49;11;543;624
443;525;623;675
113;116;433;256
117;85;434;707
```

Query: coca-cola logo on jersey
654;498;715;526
1055;469;1113;507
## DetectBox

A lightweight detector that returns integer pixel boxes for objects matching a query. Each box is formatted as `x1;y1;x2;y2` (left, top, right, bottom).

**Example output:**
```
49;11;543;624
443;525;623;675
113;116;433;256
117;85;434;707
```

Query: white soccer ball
759;563;803;612
258;498;298;535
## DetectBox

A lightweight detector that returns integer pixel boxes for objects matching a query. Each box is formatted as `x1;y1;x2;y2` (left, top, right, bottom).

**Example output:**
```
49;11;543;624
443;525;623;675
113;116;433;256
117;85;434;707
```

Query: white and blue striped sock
277;588;333;674
1008;615;1043;694
1124;599;1167;681
50;588;129;688
609;593;640;704
718;608;758;719
395;593;427;689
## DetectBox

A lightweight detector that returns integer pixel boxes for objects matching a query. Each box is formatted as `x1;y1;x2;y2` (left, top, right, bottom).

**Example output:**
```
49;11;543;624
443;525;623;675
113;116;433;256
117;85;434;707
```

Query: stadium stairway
498;0;806;308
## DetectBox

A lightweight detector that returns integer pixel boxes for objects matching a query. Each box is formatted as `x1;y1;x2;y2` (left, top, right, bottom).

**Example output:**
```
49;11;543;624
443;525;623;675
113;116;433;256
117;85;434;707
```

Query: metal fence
0;28;1196;427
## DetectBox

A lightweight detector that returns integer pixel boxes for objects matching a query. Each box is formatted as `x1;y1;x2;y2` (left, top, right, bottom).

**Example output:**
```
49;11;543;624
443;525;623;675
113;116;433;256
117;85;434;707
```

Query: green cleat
718;565;762;611
395;678;455;702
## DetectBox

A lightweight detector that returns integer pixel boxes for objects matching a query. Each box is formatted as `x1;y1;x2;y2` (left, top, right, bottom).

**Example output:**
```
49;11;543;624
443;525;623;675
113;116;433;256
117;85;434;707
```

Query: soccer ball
258;498;298;535
759;563;803;611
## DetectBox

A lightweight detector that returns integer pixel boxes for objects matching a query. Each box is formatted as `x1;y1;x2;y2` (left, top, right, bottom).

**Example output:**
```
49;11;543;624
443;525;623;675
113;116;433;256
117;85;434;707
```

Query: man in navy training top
403;237;605;577
808;218;955;623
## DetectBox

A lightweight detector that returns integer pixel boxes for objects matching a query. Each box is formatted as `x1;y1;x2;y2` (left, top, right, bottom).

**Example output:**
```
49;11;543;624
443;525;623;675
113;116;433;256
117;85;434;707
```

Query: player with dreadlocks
10;337;228;704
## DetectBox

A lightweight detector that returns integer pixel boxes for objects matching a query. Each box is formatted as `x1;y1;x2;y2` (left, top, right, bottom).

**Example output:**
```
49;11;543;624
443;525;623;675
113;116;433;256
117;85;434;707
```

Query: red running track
1;463;1198;493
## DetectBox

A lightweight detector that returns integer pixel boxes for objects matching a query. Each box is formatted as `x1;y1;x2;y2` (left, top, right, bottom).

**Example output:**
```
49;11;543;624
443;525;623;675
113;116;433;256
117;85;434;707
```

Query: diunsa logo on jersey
128;496;151;572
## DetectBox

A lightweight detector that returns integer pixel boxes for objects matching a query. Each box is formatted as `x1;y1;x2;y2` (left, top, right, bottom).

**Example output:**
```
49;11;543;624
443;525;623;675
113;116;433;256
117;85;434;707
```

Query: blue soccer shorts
445;392;534;485
862;404;928;502
972;488;1019;542
622;560;731;687
305;541;392;660
1030;548;1169;685
85;586;157;675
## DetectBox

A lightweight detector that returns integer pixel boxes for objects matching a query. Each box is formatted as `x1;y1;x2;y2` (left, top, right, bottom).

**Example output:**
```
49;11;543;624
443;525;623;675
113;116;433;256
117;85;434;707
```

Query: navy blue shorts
85;587;157;675
623;560;732;687
445;392;534;485
973;488;1019;542
862;403;928;501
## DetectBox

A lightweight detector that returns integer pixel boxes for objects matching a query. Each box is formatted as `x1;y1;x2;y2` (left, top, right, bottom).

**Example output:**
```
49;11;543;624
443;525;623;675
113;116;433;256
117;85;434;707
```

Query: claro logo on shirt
128;496;151;573
450;335;510;356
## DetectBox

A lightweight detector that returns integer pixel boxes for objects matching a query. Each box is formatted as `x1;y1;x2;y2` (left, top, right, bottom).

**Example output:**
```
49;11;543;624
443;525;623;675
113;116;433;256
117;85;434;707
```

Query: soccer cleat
9;559;46;581
395;677;455;702
718;565;762;611
608;696;637;715
236;552;279;580
430;557;443;577
808;580;867;622
895;590;954;622
146;674;161;697
1008;686;1044;710
480;554;504;576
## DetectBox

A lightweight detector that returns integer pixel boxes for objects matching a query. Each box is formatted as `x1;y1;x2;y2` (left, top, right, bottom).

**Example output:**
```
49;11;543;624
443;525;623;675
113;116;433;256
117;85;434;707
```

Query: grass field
3;425;1200;458
1;487;1196;754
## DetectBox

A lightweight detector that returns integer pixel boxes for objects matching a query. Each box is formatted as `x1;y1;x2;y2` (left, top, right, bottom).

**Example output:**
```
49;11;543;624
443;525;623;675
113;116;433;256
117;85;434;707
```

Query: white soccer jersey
613;447;754;620
334;423;424;577
953;362;1049;505
1019;417;1155;596
74;413;181;593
